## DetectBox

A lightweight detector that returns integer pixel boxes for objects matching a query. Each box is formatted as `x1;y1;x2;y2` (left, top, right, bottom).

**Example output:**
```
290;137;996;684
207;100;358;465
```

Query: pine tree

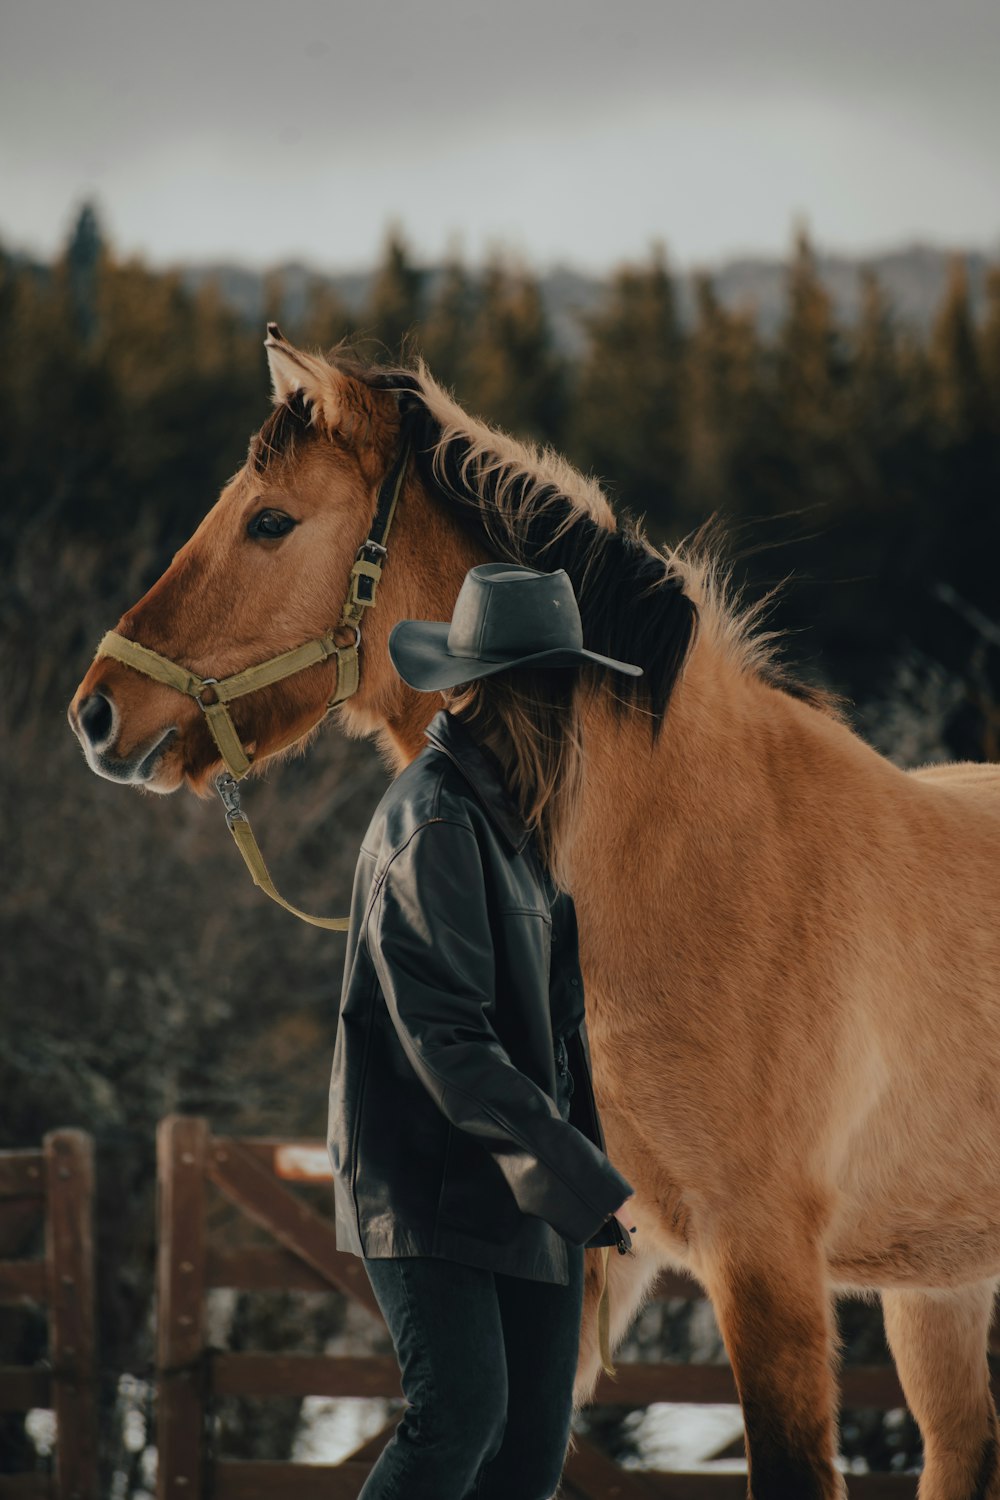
930;258;989;444
980;266;1000;436
1;242;92;526
854;272;896;393
846;270;913;482
778;228;844;440
298;277;354;354
570;245;684;531
421;253;473;392
64;200;104;345
460;256;566;442
367;226;424;361
680;274;762;517
916;259;999;709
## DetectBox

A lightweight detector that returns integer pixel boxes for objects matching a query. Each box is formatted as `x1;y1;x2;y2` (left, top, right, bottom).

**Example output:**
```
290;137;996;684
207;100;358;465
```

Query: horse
69;328;1000;1500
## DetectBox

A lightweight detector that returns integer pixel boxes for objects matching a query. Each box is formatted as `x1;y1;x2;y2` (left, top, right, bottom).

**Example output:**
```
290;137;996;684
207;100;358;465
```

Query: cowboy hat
388;563;643;692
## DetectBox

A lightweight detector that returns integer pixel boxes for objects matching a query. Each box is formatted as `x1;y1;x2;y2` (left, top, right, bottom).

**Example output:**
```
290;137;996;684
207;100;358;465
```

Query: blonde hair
441;667;584;890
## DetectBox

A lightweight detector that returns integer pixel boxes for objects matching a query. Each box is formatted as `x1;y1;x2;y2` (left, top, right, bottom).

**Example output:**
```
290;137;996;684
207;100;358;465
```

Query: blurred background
2;0;999;1492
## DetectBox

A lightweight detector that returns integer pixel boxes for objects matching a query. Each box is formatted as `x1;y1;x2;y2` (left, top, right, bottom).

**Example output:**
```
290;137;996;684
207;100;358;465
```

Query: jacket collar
423;709;532;854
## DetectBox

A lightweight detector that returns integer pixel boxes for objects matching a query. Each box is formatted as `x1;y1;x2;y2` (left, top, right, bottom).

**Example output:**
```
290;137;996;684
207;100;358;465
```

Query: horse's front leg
699;1214;845;1500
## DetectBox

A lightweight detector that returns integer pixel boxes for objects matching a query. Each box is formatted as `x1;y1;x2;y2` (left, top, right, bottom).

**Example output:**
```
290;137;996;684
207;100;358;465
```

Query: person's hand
614;1194;637;1232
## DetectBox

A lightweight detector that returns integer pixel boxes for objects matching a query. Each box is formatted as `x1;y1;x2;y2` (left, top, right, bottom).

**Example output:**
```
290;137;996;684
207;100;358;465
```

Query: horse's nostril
78;691;115;749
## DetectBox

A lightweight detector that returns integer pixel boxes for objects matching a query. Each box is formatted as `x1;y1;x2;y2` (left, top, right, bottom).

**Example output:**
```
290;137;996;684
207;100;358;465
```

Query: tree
367;226;424;361
845;269;919;491
421;253;474;392
679;274;762;519
459;255;566;443
64;200;105;345
297;277;354;354
980;265;1000;431
570;244;684;531
776;228;846;444
930;258;989;444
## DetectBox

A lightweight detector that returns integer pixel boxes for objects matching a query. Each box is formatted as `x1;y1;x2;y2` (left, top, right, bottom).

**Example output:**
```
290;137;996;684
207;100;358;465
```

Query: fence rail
0;1132;97;1500
154;1115;924;1499
0;1119;926;1497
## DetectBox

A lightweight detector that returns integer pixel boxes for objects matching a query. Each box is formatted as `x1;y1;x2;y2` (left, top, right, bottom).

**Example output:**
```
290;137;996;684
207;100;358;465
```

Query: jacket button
570;977;580;988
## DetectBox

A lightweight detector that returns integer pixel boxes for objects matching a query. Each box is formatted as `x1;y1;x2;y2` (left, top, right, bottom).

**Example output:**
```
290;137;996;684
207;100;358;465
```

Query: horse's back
905;760;1000;843
893;762;1000;948
909;760;1000;794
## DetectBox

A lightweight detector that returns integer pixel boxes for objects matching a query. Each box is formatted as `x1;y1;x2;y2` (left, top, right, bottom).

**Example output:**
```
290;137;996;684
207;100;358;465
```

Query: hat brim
388;620;644;692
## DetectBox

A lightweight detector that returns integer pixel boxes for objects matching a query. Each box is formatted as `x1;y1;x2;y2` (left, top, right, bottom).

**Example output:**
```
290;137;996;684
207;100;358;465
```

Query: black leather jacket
328;709;632;1284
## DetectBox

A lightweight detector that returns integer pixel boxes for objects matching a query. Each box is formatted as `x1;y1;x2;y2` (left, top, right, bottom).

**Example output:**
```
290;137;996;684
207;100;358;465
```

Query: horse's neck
377;698;437;771
571;632;878;955
577;634;762;848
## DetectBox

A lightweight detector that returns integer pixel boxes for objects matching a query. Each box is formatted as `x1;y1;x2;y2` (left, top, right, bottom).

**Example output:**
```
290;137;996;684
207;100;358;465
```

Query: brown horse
70;331;1000;1500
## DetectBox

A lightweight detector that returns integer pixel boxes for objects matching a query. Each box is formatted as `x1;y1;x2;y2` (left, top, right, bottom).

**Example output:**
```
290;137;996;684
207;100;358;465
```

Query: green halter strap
95;428;412;930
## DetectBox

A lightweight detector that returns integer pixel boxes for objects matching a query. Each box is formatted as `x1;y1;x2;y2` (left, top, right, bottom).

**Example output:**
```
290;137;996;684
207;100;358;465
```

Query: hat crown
446;564;584;662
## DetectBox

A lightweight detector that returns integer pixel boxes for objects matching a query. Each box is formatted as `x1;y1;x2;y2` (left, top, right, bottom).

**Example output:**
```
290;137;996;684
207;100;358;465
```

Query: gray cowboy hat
388;563;643;692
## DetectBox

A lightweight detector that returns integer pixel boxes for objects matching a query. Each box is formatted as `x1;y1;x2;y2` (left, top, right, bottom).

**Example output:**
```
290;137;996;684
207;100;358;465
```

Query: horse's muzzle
68;689;178;788
75;691;116;751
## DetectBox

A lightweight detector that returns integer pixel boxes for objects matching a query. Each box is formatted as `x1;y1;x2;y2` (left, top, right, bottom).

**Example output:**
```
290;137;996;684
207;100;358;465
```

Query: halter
94;428;412;931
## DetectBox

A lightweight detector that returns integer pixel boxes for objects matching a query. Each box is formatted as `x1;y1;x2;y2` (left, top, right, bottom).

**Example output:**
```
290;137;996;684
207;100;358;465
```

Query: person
328;562;639;1500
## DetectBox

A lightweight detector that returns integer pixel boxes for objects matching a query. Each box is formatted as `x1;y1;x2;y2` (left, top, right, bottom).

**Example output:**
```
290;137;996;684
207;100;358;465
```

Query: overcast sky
3;0;998;273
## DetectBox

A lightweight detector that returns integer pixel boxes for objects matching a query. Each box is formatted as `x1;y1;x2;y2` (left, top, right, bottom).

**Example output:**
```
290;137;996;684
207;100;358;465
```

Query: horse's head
71;326;696;802
69;329;462;794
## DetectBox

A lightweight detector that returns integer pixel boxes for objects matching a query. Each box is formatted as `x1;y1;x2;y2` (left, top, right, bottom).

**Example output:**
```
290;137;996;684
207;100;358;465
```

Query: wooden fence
156;1114;929;1500
0;1131;98;1500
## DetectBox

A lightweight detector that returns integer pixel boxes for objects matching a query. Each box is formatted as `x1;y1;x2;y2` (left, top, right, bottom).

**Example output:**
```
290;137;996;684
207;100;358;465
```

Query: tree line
4;204;1000;722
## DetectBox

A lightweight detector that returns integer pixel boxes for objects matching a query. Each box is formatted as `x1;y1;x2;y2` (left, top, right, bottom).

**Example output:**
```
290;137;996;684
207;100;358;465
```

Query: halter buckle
357;539;388;561
196;677;220;710
215;772;245;825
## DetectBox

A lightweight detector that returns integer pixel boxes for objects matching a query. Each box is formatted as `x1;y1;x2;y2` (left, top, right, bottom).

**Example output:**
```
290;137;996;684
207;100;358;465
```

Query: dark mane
362;368;698;736
248;389;314;475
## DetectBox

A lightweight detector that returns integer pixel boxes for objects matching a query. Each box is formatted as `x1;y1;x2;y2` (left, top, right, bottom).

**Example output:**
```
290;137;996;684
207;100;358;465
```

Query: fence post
156;1117;208;1500
43;1129;98;1500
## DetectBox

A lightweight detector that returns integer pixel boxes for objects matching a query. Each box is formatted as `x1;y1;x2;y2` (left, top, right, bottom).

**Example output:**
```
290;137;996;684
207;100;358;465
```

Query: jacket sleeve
367;818;632;1246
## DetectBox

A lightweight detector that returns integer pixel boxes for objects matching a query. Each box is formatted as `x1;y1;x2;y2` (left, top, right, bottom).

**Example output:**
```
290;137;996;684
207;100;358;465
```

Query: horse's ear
264;324;349;434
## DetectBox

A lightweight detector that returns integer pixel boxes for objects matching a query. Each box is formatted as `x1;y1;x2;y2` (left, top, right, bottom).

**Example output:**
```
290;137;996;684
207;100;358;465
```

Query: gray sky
3;0;999;272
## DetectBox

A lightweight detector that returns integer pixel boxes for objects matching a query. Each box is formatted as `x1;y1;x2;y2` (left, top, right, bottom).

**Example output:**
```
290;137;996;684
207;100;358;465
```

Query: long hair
442;666;584;890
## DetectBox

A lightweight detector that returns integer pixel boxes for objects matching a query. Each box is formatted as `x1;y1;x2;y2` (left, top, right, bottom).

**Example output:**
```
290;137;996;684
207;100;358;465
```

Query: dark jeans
359;1247;585;1500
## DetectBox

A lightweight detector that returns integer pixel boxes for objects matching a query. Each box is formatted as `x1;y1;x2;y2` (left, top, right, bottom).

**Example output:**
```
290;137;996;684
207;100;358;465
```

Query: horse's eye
248;509;296;540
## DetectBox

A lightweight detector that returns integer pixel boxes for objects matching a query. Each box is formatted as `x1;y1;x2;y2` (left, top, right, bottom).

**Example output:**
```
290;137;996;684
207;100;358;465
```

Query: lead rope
596;1217;634;1377
215;774;350;929
597;1246;616;1378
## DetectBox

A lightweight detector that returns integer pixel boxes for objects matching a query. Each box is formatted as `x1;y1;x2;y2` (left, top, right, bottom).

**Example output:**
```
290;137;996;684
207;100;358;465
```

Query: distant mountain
180;244;994;357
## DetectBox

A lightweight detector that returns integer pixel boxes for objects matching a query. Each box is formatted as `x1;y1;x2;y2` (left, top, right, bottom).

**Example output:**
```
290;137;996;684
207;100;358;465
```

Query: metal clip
215;772;244;825
613;1218;634;1255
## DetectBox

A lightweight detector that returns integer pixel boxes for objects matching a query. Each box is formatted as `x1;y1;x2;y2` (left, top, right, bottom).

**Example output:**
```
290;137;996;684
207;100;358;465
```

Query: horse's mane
365;367;697;733
255;352;834;729
249;390;314;475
